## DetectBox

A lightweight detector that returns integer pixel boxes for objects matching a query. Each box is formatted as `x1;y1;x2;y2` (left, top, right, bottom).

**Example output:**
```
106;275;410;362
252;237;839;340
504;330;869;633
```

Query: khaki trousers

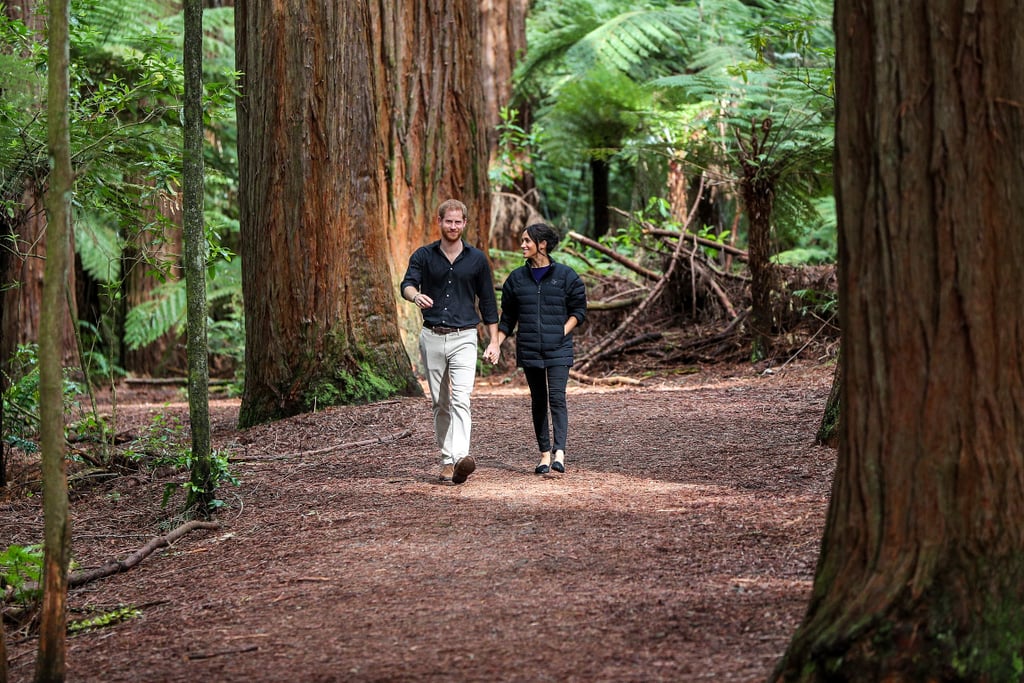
419;327;478;465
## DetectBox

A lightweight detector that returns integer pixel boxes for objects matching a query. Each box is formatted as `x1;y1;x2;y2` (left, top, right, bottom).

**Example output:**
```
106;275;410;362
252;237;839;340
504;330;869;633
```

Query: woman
483;223;587;474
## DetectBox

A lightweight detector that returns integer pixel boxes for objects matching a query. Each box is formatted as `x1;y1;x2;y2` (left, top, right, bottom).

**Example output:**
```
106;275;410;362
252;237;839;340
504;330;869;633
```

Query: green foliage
516;0;837;264
120;411;237;511
123;279;188;350
0;0;243;378
0;543;43;604
172;448;237;512
68;605;142;633
123;255;240;352
2;345;86;451
490;106;538;190
538;66;650;166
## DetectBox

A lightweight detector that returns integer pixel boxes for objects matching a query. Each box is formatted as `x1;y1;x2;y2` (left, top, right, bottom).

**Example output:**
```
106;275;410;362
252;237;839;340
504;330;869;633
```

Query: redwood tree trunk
772;2;1024;680
480;0;535;253
371;1;492;351
236;0;420;427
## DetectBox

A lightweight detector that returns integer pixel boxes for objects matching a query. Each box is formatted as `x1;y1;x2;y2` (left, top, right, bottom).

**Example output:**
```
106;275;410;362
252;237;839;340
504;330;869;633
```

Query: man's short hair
437;199;468;222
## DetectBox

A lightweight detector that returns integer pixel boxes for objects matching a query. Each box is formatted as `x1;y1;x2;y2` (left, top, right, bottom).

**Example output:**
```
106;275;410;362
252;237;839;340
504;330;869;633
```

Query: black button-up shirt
400;240;499;329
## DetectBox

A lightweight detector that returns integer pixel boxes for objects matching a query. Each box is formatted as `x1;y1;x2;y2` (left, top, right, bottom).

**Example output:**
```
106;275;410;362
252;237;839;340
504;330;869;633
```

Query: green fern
75;212;124;284
124;280;187;350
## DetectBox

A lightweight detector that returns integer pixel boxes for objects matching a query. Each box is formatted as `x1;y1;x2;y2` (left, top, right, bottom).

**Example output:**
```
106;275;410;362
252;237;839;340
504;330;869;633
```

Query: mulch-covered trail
2;362;835;682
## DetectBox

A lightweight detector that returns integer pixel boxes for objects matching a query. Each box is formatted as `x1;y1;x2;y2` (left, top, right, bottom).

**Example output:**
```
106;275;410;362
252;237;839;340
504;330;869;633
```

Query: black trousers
523;365;570;453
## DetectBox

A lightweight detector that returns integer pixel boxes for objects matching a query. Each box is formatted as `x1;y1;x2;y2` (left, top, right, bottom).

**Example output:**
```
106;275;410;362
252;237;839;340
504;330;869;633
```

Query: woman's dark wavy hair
525;223;561;253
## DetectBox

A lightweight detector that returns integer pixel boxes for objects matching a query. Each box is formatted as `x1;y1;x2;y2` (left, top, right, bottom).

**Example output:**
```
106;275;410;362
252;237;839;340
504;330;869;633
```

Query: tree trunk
371;1;492;356
815;348;840;448
236;0;421;427
121;192;185;377
772;2;1024;680
37;0;72;675
740;165;775;362
182;0;212;511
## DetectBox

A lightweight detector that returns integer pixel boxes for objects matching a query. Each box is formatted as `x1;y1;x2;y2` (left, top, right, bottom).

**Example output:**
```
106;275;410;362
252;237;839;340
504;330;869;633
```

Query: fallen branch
586;295;645;311
609;206;748;262
641;226;749;261
566;231;661;281
582;332;664;367
68;520;221;588
569;370;643;386
187;644;260;660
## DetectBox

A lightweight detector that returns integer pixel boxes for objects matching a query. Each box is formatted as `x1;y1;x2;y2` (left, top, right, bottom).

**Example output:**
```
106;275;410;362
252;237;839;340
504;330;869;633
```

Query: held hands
482;342;501;365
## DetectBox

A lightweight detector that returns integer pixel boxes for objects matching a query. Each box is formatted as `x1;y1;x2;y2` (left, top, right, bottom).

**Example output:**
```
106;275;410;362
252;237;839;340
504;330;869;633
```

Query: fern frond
124;280;186;350
75;213;123;284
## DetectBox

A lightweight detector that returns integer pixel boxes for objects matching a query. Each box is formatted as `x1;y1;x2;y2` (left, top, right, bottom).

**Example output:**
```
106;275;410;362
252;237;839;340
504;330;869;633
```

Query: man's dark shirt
401;240;499;329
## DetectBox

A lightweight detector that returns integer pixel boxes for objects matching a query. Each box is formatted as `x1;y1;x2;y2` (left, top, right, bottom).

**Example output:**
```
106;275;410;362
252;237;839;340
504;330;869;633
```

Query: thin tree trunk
772;2;1024;680
182;0;212;510
36;0;72;676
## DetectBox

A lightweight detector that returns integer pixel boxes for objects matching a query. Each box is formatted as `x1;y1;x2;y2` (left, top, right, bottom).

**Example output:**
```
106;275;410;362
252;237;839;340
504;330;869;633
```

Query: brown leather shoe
439;464;455;482
452;456;476;484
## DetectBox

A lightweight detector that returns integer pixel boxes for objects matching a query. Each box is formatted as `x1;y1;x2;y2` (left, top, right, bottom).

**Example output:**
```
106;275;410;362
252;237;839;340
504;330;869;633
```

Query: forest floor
1;355;836;683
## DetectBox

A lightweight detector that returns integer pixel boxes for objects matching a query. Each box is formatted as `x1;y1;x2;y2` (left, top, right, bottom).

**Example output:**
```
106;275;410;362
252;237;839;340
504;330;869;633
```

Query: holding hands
482;340;501;365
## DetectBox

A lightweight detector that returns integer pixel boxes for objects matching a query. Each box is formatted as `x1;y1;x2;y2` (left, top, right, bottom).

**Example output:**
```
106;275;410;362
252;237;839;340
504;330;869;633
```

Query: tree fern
123;279;186;350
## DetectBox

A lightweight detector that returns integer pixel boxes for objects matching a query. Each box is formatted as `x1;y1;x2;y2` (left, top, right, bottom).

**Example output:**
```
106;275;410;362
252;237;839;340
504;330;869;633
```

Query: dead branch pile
567;208;838;376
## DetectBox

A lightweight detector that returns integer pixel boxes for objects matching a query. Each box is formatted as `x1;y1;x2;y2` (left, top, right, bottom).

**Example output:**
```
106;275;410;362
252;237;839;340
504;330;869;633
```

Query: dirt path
3;362;835;682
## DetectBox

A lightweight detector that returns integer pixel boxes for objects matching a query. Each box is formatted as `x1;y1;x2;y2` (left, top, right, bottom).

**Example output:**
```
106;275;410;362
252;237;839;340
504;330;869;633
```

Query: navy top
400;240;499;329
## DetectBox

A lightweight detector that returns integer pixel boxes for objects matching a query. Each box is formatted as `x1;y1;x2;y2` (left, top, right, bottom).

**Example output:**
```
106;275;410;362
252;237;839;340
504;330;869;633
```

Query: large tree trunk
236;0;421;427
372;1;492;355
771;2;1024;681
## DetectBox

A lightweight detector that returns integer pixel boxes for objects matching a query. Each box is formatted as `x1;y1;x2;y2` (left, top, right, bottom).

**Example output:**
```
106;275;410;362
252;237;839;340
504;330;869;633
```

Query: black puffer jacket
498;260;587;368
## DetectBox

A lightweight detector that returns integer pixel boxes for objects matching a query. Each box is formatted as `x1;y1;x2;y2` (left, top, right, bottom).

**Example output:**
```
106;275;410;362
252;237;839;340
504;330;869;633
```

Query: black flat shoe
535;463;550;474
551;460;564;473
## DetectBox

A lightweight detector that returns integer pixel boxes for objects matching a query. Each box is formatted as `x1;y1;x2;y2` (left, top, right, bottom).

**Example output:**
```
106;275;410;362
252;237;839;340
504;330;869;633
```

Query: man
400;199;498;484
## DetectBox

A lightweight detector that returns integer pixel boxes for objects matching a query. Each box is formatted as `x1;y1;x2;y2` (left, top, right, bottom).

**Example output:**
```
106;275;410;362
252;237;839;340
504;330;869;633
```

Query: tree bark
772;2;1024;680
738;120;777;362
481;0;536;253
121;192;184;377
236;0;421;427
37;0;72;676
182;0;212;511
371;1;492;355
